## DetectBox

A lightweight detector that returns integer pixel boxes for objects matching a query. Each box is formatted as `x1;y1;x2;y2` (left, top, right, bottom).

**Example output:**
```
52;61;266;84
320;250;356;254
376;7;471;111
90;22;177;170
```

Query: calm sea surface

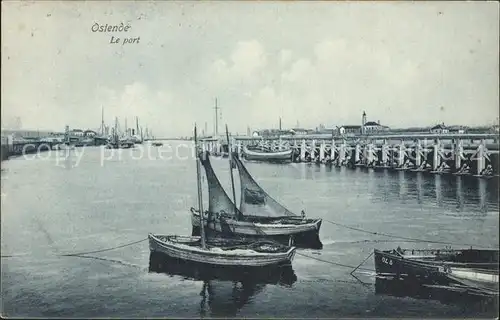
1;141;499;318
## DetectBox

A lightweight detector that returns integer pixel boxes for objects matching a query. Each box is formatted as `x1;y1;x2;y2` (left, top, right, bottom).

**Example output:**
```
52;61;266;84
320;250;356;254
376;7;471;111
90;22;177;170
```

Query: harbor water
1;141;498;318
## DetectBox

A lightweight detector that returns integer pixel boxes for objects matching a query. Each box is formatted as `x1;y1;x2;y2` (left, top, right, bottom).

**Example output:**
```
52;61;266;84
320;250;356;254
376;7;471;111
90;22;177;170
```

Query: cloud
230;40;267;77
282;58;312;83
1;2;498;135
94;82;177;135
280;49;292;66
205;40;267;90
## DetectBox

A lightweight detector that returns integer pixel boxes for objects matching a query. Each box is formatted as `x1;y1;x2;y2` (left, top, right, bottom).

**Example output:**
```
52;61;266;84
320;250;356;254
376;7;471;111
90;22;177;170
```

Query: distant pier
201;133;500;178
1;137;57;161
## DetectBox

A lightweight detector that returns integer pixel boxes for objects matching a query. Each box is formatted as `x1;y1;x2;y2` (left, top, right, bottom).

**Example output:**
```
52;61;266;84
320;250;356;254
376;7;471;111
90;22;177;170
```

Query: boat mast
101;106;105;136
194;124;207;249
114;117;118;144
214;98;219;137
278;117;282;150
225;124;238;220
136;117;139;136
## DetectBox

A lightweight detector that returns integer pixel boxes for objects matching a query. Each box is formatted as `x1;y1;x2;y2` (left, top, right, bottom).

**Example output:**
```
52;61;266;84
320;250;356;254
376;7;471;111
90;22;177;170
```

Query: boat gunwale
243;145;293;157
191;211;322;229
375;248;499;264
376;248;500;255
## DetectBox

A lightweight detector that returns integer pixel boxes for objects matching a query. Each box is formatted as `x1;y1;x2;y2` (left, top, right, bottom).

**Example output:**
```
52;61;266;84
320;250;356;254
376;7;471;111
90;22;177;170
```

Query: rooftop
431;124;447;130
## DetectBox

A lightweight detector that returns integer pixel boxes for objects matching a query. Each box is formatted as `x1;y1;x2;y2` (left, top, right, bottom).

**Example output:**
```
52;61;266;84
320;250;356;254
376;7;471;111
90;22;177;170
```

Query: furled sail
199;151;242;220
232;155;297;218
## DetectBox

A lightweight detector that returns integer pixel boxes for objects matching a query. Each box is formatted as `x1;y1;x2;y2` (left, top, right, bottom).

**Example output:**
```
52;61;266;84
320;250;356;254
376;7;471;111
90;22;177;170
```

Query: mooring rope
65;254;148;271
57;238;148;256
0;253;30;258
1;238;148;258
295;252;375;272
322;218;499;249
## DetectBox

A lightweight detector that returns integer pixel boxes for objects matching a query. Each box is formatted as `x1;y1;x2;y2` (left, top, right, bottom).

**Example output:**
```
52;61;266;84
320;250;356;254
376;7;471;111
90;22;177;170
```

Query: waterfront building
362;121;390;133
337;125;362;136
83;130;97;137
430;123;449;134
336;111;389;136
289;128;311;136
70;129;85;137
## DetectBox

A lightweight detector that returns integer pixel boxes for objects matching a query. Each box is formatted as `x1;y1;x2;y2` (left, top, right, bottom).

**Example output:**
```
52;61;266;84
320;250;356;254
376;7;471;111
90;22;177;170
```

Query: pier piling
200;133;499;177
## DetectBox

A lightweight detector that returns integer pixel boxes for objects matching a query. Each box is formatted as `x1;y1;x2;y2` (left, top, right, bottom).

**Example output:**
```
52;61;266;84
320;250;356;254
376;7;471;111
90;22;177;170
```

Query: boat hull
243;147;293;162
148;251;298;285
191;212;322;249
446;268;499;294
374;248;499;291
148;234;296;267
374;249;445;279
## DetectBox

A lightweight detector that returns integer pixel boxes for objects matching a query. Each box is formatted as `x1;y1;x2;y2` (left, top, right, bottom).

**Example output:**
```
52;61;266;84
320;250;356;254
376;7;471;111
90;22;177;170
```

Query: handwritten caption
91;23;140;45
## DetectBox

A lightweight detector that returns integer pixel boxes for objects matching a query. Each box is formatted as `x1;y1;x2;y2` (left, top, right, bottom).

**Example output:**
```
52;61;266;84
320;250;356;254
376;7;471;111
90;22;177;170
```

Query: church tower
362;111;367;134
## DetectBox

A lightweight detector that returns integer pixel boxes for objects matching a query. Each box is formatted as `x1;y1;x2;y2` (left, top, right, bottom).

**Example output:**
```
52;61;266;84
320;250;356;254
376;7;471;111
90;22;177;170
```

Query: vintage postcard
1;1;499;318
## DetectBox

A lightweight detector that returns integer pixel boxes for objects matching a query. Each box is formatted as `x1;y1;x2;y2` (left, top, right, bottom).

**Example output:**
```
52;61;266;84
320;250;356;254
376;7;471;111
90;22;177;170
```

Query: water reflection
416;173;423;204
371;170;499;213
456;176;464;210
199;280;266;317
375;277;498;314
398;171;407;199
478;178;488;213
435;174;442;206
148;252;297;317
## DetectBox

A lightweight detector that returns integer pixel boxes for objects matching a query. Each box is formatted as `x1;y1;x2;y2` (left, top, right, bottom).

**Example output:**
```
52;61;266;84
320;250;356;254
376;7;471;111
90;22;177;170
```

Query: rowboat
191;126;322;249
242;145;293;162
444;267;499;295
149;234;296;267
149;124;297;268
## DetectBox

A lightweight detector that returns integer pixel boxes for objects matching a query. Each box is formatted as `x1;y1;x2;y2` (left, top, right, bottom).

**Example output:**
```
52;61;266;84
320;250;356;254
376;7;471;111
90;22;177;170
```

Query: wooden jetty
201;133;500;178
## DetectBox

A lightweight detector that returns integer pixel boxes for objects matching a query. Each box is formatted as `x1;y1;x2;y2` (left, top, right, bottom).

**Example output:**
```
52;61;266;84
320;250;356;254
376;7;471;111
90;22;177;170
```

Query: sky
1;1;499;137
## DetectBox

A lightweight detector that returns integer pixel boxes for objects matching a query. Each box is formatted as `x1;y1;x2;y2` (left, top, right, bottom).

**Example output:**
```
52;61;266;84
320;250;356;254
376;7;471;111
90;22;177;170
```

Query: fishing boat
375;248;499;276
55;128;75;150
131;116;143;144
192;126;322;249
94;136;109;146
149;235;296;267
149;249;297;283
374;247;499;294
149;125;297;268
152;141;163;147
242;145;293;162
119;137;135;148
